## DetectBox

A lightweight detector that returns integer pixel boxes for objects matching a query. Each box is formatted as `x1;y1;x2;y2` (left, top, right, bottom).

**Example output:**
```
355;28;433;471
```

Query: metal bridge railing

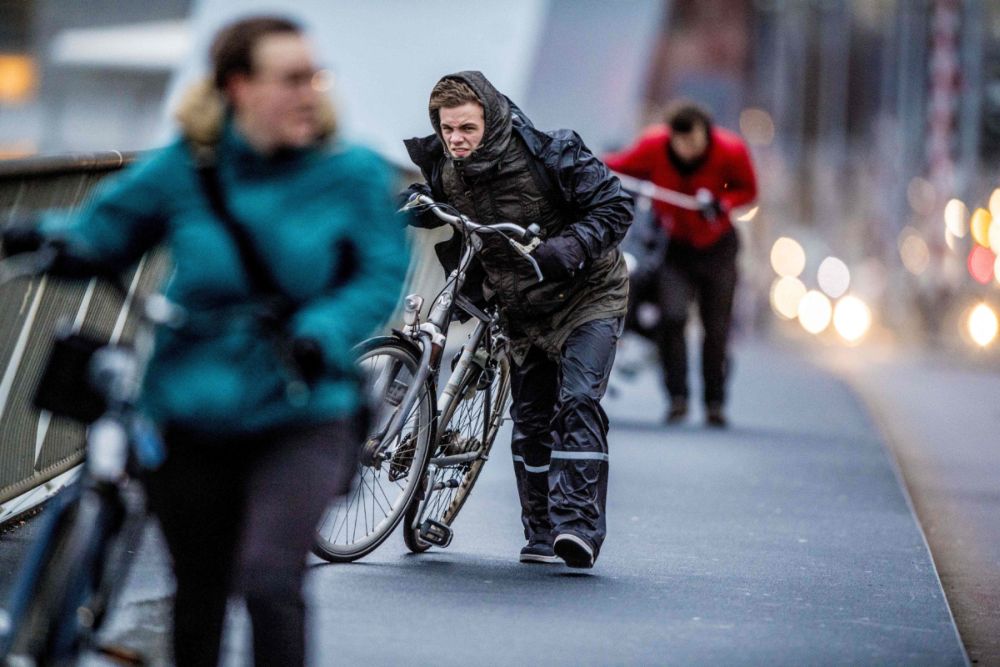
0;152;176;524
0;152;443;525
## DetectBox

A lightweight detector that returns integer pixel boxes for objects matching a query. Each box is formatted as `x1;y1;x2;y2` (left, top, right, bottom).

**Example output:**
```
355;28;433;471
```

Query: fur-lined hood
173;77;337;148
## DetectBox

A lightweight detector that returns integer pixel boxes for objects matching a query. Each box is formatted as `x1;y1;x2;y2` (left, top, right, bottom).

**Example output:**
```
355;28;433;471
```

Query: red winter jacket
604;126;757;249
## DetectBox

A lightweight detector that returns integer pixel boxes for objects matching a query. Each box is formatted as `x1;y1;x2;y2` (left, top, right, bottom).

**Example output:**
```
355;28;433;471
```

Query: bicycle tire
403;353;510;553
313;337;435;562
3;484;123;666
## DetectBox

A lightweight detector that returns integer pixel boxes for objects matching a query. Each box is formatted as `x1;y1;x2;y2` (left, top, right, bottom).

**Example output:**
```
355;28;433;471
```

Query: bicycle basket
33;330;107;424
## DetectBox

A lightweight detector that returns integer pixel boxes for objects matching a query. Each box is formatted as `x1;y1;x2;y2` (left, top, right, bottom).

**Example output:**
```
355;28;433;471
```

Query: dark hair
665;101;713;134
429;78;481;114
210;16;302;91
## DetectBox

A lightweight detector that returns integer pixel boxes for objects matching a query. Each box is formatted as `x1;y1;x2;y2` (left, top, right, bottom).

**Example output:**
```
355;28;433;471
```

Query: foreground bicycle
0;249;178;666
313;194;544;562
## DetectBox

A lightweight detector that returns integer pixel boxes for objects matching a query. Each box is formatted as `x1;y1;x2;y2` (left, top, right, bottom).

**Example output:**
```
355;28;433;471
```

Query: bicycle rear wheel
403;353;510;553
313;337;435;562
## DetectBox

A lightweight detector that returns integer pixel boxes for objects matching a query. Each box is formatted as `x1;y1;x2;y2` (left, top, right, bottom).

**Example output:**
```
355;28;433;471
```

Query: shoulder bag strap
193;148;286;300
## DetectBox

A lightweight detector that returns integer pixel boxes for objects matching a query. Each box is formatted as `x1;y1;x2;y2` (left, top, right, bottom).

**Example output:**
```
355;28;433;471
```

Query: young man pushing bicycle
403;72;633;568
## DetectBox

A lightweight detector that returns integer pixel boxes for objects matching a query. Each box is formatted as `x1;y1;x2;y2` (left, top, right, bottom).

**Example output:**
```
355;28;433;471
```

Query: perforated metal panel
0;153;169;509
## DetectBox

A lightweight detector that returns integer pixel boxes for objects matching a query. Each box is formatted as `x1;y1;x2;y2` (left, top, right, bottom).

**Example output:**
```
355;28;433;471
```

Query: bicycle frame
367;196;535;467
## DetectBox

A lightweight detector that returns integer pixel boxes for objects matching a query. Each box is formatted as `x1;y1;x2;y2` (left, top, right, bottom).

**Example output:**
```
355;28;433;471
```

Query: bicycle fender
353;333;423;360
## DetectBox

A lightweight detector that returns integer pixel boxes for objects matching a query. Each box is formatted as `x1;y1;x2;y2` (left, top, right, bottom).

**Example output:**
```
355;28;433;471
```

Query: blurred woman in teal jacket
5;16;408;667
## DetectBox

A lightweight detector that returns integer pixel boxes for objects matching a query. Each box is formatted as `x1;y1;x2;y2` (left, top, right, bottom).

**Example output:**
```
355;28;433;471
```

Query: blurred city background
1;1;999;664
3;0;1000;353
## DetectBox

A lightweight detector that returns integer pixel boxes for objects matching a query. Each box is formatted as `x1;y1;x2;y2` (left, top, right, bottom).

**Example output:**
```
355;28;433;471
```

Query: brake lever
507;236;541;257
523;253;544;283
506;223;544;281
399;193;434;213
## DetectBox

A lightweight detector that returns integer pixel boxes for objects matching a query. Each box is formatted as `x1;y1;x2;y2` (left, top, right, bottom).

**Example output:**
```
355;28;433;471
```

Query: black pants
655;231;738;407
146;419;358;667
509;317;622;557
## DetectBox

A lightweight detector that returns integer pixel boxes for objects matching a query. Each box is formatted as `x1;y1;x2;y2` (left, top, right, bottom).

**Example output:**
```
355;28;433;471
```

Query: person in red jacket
605;102;757;426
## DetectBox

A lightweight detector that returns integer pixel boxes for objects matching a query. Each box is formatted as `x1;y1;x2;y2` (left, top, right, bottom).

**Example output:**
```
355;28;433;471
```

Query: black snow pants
656;230;739;407
509;317;622;558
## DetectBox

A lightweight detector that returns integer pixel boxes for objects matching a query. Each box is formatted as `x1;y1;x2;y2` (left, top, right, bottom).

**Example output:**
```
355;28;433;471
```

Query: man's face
439;102;485;159
670;123;709;163
229;33;324;151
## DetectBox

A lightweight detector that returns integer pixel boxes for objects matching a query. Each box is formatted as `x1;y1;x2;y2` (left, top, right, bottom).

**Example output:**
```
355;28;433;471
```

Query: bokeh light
770;237;806;278
970;208;992;248
0;55;37;103
770;276;807;320
817;256;850;298
898;228;930;275
833;296;872;343
989;188;1000;221
990;212;1000;252
945;228;958;252
967;303;999;348
739;108;775;146
798;290;832;335
944;198;969;238
968;245;996;284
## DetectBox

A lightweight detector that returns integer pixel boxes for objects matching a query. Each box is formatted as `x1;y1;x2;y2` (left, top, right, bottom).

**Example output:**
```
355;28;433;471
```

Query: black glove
531;234;587;281
695;188;724;222
397;184;434;227
1;218;105;279
1;217;45;257
397;187;423;211
290;337;325;386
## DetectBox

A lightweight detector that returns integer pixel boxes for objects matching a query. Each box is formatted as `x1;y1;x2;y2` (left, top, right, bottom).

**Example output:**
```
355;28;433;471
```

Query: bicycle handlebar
403;194;545;282
612;172;705;211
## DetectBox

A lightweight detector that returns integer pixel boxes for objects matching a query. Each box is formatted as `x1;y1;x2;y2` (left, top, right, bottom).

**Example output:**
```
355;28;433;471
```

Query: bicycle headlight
403;294;424;327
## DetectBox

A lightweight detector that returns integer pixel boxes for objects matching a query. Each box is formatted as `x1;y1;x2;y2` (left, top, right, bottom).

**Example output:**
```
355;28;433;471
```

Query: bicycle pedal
94;643;147;666
418;519;453;548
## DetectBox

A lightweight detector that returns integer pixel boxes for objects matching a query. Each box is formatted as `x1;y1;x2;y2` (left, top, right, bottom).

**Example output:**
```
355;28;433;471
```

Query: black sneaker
553;533;595;569
705;403;728;428
520;541;559;564
665;397;688;424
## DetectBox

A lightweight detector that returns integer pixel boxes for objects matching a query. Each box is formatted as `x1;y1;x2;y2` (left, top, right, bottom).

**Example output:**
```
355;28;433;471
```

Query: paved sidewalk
824;344;1000;666
0;337;969;665
302;336;967;665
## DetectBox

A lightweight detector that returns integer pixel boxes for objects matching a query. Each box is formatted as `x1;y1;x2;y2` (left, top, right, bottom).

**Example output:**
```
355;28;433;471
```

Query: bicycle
312;194;544;562
0;248;180;666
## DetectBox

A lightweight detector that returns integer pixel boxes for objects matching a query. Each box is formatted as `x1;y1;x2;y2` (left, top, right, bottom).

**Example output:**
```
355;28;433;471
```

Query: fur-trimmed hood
173;77;338;148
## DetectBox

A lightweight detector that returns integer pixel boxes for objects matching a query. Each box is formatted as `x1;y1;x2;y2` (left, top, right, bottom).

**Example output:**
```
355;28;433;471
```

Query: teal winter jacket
42;122;409;436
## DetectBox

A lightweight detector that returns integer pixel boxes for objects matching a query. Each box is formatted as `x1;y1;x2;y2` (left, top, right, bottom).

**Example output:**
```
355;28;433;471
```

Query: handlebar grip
524;224;541;242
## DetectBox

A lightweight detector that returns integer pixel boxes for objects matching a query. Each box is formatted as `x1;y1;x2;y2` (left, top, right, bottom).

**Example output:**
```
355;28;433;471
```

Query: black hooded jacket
403;71;632;350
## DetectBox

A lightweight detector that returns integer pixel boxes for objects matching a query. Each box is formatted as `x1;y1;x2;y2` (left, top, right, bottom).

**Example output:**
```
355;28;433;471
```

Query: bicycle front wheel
313;337;435;562
2;483;124;665
403;354;510;553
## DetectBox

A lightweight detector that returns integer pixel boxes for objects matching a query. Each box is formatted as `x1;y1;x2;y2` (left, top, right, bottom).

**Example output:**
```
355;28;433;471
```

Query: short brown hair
429;78;481;114
210;16;302;91
665;100;713;134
